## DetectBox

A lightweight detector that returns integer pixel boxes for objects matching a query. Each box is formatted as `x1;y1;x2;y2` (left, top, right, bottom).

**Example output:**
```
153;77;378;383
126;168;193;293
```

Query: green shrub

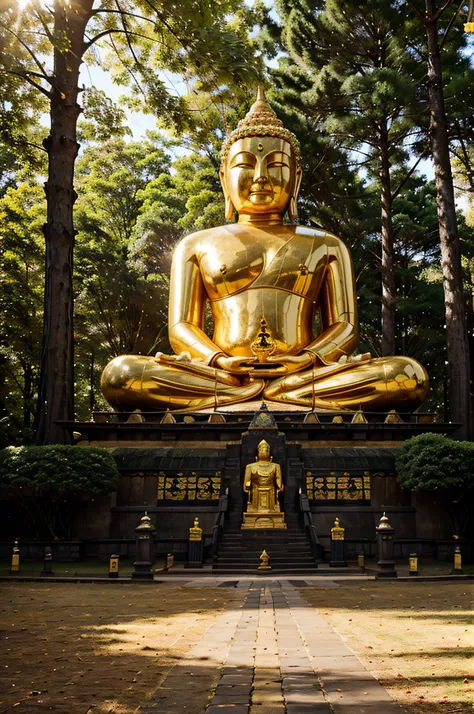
396;433;474;535
0;445;120;538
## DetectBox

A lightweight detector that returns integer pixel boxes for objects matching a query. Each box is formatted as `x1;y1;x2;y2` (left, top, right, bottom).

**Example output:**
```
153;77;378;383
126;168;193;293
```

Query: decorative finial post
375;512;397;579
258;549;272;571
132;512;156;580
187;516;204;568
330;517;347;568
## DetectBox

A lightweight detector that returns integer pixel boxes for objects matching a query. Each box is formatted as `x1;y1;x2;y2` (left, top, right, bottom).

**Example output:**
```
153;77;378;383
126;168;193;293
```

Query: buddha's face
221;136;301;219
258;443;270;461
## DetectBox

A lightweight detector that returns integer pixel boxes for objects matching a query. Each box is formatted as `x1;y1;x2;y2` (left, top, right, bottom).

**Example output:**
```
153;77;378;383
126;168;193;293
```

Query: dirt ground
302;580;474;714
1;580;473;714
0;582;243;714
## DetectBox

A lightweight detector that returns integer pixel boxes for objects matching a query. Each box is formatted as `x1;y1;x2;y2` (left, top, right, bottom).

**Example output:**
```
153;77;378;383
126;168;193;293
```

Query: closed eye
267;161;288;168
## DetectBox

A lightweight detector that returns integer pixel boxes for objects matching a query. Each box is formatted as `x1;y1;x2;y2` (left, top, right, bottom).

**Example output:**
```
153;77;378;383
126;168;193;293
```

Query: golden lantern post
8;539;20;574
187;516;203;568
330;517;347;568
109;553;120;578
452;545;463;574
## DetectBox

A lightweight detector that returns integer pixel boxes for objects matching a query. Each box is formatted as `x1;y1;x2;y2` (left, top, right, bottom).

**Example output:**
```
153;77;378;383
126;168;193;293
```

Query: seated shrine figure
242;439;285;529
101;86;429;412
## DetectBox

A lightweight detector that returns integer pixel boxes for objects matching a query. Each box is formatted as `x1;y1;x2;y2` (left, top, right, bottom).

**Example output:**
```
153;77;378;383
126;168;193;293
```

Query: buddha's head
257;439;271;461
220;85;302;222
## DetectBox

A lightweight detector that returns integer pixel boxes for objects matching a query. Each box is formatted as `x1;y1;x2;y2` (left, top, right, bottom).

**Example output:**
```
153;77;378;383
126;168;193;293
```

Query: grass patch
301;580;474;713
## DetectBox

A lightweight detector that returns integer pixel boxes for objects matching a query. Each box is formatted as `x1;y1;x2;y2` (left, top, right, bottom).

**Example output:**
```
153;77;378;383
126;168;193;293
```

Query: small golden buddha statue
101;85;429;412
241;440;286;529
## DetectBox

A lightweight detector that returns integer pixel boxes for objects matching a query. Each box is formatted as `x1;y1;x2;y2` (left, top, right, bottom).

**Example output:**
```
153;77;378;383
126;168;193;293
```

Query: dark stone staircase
212;527;319;574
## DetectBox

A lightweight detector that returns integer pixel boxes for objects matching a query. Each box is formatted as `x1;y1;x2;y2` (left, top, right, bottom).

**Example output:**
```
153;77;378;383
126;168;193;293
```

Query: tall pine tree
272;0;425;356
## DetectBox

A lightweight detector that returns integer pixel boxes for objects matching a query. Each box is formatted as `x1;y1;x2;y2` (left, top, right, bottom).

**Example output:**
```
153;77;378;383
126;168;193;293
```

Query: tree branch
408;0;427;23
0;21;50;80
439;0;465;49
435;0;457;21
391;152;428;200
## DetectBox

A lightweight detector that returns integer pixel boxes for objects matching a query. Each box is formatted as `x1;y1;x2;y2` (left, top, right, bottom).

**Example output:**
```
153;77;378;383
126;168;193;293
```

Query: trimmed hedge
396;433;474;492
0;445;119;492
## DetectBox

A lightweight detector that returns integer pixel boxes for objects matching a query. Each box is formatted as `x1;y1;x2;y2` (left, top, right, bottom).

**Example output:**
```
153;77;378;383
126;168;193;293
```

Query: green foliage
0;445;119;493
0;444;120;538
396;433;474;493
0;182;45;442
78;88;131;143
396;433;474;534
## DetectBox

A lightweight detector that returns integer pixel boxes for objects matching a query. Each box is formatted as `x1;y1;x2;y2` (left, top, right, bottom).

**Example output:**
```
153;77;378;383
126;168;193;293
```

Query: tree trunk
89;351;95;414
23;362;32;429
380;123;396;356
425;0;471;438
34;0;92;444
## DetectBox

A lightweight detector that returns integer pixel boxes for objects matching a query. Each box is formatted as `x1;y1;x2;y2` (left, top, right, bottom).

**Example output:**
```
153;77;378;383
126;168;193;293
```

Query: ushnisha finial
221;84;301;167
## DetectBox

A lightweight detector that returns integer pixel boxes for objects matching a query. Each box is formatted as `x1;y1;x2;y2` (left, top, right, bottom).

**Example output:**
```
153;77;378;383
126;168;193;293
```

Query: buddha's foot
263;355;429;411
101;354;265;411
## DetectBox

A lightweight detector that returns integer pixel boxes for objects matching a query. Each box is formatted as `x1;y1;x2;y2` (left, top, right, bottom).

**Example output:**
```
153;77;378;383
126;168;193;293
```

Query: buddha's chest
198;231;328;301
250;463;276;483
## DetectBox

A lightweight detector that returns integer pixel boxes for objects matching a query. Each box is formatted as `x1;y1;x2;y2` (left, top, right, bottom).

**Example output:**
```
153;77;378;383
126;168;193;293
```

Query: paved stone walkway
140;581;403;714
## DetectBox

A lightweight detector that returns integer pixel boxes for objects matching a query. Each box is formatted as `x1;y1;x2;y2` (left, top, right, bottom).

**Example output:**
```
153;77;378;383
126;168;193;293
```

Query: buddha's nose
251;175;270;190
253;161;269;183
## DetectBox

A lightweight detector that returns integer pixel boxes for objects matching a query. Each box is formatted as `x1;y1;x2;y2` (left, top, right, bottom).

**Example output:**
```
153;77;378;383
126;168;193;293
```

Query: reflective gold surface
241;440;286;529
101;85;429;412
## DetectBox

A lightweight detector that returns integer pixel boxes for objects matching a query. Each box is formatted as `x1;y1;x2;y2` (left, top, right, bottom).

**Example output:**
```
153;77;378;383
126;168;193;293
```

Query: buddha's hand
214;355;257;374
155;351;192;363
265;353;315;374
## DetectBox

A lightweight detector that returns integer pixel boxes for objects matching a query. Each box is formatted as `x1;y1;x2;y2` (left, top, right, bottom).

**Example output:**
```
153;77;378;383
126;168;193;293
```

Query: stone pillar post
132;512;156;580
376;512;397;579
41;546;53;577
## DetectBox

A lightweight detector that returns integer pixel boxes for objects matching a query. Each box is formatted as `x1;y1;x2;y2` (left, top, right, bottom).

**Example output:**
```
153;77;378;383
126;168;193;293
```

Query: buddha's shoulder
290;225;348;249
174;223;347;249
174;224;237;251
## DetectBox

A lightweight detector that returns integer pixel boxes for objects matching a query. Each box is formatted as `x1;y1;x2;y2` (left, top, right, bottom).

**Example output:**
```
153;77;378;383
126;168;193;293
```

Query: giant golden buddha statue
101;86;429;412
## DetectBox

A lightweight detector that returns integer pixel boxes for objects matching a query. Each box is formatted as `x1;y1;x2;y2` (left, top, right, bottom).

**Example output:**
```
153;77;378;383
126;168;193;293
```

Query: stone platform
61;404;457;568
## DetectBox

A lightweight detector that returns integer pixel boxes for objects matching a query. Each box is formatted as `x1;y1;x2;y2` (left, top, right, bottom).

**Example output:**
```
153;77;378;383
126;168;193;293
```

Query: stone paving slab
139;579;404;714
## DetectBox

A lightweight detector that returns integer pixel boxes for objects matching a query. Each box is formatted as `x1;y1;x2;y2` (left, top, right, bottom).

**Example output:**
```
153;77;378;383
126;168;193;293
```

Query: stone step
212;565;362;574
219;546;311;558
212;566;320;573
221;536;308;540
217;548;312;561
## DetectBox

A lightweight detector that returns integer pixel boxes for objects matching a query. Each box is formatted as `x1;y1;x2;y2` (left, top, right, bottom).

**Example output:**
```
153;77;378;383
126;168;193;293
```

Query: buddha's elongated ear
220;169;235;220
288;166;303;221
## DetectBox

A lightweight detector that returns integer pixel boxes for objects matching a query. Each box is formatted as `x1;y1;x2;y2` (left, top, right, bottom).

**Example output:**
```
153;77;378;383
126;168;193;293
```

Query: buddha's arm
304;238;359;364
275;463;283;492
168;236;224;365
244;464;252;493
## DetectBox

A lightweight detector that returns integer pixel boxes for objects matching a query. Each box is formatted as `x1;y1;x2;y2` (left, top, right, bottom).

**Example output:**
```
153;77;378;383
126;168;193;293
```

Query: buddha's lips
250;188;273;197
